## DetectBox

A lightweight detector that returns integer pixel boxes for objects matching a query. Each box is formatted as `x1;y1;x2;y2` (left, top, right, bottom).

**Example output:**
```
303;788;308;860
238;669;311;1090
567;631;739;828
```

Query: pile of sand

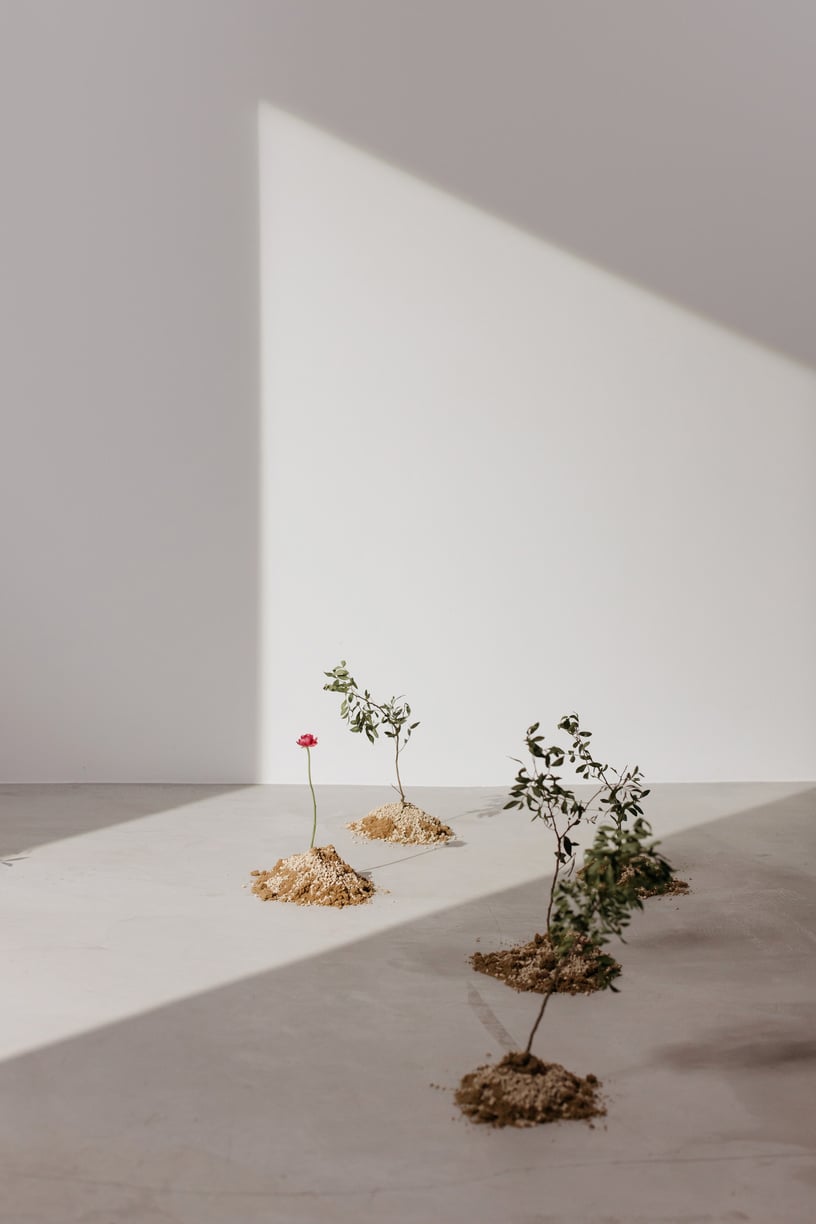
250;845;375;908
618;857;691;899
348;801;454;846
471;932;621;995
636;874;691;899
455;1052;604;1127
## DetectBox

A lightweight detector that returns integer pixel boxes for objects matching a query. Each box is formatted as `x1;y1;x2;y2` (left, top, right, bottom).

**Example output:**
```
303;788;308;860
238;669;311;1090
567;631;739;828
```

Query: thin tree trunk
524;978;557;1056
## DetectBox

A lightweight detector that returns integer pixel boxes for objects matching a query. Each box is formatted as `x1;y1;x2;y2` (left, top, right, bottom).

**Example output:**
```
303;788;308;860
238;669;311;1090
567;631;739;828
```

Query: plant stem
344;683;407;803
545;826;563;931
524;978;557;1056
394;736;405;804
306;747;318;849
348;686;390;719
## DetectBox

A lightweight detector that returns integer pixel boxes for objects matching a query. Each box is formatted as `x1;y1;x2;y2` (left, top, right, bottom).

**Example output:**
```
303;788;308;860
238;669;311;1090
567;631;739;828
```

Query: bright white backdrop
2;3;815;785
259;106;816;786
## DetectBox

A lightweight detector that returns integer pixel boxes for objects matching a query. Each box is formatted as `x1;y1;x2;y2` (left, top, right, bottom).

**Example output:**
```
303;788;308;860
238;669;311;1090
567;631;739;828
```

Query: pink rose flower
297;733;318;748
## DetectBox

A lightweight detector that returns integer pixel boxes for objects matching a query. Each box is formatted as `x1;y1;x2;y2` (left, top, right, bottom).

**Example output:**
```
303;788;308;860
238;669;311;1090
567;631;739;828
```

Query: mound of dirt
455;1052;604;1127
250;845;375;908
348;801;454;846
637;875;691;899
618;857;691;899
471;932;620;995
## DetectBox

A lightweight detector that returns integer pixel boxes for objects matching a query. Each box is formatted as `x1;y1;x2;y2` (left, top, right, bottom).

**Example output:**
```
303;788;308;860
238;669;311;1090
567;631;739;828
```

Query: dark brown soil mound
348;801;454;845
250;845;375;907
471;932;620;995
455;1052;605;1127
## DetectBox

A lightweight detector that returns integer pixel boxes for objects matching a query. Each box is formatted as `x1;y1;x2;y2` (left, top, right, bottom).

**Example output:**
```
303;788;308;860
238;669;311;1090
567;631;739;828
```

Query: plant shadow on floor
361;837;466;874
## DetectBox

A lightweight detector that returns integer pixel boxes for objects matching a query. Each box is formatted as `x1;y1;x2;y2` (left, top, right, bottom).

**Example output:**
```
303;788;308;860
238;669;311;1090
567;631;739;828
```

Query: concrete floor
1;782;815;1223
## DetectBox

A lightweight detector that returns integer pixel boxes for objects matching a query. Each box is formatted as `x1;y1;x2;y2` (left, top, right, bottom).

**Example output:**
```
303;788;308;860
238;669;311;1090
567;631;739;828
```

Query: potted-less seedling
472;714;679;995
323;661;454;845
556;714;688;899
457;821;669;1127
249;733;375;908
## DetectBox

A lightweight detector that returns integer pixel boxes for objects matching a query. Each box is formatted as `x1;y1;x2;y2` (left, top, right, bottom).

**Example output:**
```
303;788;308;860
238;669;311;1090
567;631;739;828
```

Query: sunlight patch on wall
258;104;816;786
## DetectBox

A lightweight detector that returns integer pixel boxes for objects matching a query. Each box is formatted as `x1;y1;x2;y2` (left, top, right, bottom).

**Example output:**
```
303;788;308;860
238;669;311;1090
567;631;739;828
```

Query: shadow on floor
1;788;815;1224
0;783;250;862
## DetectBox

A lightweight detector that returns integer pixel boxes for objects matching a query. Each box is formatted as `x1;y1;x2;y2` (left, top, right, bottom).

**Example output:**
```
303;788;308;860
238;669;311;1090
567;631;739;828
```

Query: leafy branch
504;713;670;927
557;712;651;836
323;661;419;804
503;718;592;929
524;817;672;1055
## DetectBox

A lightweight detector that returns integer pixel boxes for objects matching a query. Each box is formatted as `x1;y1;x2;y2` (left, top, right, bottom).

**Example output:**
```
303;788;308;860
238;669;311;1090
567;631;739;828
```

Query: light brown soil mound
456;1052;604;1127
250;845;375;908
348;801;454;846
471;932;620;995
637;875;690;899
618;857;691;899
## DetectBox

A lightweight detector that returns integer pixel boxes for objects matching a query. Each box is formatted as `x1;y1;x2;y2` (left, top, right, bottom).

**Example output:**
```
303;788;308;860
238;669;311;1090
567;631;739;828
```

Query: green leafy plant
323;661;419;804
503;716;595;930
460;715;678;1125
559;715;677;896
457;821;672;1126
523;818;670;1053
505;713;675;927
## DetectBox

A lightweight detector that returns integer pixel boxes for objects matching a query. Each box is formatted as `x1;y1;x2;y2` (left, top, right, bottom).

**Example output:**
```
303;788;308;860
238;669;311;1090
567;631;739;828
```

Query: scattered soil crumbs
347;801;454;846
638;875;690;899
619;858;691;899
471;932;620;995
250;845;374;908
455;1052;604;1127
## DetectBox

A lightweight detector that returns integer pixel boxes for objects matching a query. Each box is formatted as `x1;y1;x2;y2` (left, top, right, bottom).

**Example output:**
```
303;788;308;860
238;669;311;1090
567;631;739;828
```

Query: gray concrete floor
1;782;815;1223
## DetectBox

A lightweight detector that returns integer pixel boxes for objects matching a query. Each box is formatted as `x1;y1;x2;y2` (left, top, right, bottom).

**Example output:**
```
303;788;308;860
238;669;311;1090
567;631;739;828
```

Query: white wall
259;107;816;786
1;3;814;785
254;0;816;370
0;2;261;780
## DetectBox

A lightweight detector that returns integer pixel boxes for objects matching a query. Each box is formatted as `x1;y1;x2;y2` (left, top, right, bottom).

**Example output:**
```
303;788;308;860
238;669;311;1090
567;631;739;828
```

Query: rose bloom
297;733;318;748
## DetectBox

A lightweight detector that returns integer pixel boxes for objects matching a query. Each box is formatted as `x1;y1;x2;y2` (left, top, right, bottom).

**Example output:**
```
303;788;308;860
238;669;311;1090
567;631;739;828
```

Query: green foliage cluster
314;673;682;1081
323;661;419;803
504;713;673;928
550;818;673;965
504;718;590;876
502;713;679;1055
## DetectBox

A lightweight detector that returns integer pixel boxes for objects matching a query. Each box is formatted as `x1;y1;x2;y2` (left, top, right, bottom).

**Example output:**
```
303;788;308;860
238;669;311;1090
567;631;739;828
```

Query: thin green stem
394;736;405;804
306;747;318;849
545;831;562;931
347;686;390;720
343;682;408;803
